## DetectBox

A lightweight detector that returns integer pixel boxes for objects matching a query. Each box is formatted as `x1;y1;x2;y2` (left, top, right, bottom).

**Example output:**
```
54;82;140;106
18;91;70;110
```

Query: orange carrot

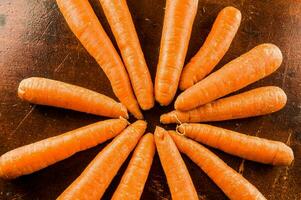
169;132;267;200
161;86;287;124
56;0;142;119
57;120;146;200
176;123;294;165
112;133;155;200
175;43;283;111
154;127;198;200
179;6;241;90
18;77;128;118
98;0;154;110
0;119;128;179
155;0;199;105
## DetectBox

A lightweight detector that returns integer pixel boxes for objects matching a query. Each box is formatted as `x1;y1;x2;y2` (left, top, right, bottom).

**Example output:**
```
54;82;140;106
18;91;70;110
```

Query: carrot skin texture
175;43;283;111
154;127;198;200
56;0;142;119
161;86;287;123
177;123;294;165
179;6;241;90
57;120;147;200
98;0;154;110
112;133;155;200
155;0;199;105
169;132;267;200
0;119;128;179
18;77;128;118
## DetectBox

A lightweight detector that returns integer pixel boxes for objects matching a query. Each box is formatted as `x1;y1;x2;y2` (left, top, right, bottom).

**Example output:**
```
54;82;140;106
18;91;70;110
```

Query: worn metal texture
0;0;300;199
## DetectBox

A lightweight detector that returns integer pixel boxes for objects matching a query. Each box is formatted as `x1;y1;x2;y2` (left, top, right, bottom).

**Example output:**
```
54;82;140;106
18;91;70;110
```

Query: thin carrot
176;123;294;165
161;86;287;124
57;120;147;200
175;43;283;111
154;127;198;200
155;0;199;106
179;6;241;90
18;77;128;118
169;131;267;200
56;0;142;119
98;0;154;110
112;133;155;200
0;119;128;179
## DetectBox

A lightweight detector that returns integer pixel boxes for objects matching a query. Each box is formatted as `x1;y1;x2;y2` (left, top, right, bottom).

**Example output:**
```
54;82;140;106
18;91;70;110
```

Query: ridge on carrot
57;120;147;200
0;119;128;179
98;0;154;110
112;133;155;200
169;131;267;200
154;126;198;200
161;86;287;124
155;0;199;106
56;0;143;119
18;77;128;119
179;6;241;90
177;123;294;165
175;43;283;111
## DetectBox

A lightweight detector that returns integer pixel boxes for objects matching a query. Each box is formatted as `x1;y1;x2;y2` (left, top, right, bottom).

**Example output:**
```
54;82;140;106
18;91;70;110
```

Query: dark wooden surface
0;0;300;199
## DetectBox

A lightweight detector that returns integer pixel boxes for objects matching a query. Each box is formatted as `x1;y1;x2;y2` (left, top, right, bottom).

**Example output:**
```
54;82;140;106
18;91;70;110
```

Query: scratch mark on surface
54;52;71;72
238;159;245;174
286;131;292;145
12;105;36;134
272;168;282;189
281;49;290;89
35;21;53;45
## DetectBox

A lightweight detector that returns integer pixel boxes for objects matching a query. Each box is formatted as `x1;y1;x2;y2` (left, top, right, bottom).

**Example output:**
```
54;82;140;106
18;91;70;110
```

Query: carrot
0;119;128;179
161;86;287;124
56;0;142;119
18;77;128;118
112;133;155;200
154;126;198;200
176;123;294;165
175;43;283;111
57;120;146;200
179;6;241;90
155;0;199;106
98;0;154;110
169;131;267;200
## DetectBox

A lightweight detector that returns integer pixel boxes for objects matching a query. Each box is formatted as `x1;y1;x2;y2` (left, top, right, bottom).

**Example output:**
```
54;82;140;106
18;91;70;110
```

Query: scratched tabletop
0;0;300;199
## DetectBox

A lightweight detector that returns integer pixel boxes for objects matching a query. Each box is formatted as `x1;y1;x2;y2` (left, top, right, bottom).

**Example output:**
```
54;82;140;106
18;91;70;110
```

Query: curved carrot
0;119;128;179
179;6;241;90
98;0;154;110
177;123;294;165
57;120;147;200
18;77;128;118
56;0;142;119
175;43;283;111
155;0;199;106
154;127;198;200
169;131;267;200
112;133;155;200
161;86;287;124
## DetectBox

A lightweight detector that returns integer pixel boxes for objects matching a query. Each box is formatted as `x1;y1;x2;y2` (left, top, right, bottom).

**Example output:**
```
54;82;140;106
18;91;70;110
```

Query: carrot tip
154;126;165;140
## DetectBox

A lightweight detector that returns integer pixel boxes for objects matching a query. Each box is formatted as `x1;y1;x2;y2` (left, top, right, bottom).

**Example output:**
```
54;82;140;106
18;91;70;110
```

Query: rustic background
0;0;300;199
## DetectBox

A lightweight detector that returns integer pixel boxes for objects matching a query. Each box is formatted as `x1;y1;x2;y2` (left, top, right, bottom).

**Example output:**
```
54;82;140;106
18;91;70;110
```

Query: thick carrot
112;133;155;200
176;123;294;165
18;77;128;118
57;120;146;200
175;43;283;111
155;0;199;106
0;119;128;179
179;6;241;90
98;0;154;110
161;86;287;124
154;127;198;200
56;0;142;119
169;131;267;200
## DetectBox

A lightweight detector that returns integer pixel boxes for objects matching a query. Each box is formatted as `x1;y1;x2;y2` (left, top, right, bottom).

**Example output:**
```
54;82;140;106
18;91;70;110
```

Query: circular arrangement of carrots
0;0;294;199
